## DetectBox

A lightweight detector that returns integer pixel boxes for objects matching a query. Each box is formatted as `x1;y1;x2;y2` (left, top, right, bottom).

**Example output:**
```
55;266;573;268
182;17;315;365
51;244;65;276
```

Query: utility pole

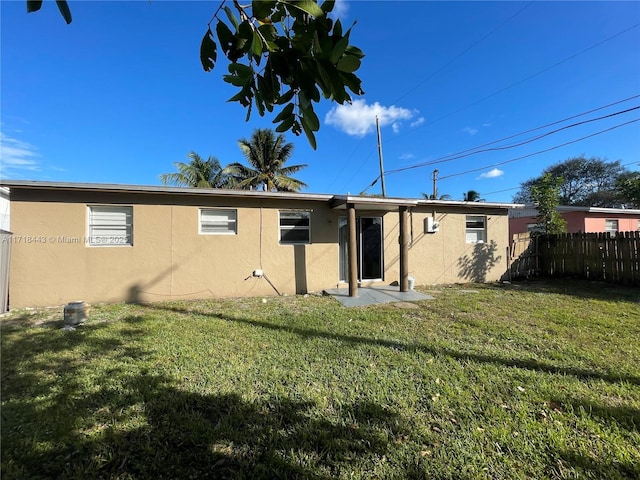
376;116;387;197
432;169;439;199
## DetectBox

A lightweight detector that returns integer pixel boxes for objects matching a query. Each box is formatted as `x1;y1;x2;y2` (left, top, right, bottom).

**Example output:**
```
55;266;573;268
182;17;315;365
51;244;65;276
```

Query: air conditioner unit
425;217;440;233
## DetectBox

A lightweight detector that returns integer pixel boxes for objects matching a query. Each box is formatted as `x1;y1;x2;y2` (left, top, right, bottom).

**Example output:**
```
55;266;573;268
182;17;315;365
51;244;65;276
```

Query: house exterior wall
582;214;639;233
405;207;509;285
561;212;587;233
8;189;341;307
8;187;511;308
509;211;640;236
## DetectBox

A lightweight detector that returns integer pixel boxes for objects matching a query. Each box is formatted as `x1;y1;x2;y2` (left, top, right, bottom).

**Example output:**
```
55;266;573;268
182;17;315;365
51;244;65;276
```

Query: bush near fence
510;231;640;286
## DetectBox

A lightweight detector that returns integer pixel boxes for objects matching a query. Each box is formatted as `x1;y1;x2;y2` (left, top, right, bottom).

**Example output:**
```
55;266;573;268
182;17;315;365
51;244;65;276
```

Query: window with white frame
200;208;237;235
605;219;618;233
465;215;486;243
88;206;133;246
279;210;311;244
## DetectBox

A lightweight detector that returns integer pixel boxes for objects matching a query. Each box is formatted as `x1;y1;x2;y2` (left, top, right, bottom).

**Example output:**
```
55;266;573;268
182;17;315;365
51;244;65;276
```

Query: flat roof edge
0;180;334;202
0;180;524;209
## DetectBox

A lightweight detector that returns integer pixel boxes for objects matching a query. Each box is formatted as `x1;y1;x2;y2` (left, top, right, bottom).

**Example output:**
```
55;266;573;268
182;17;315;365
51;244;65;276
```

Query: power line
364;99;639;183
359;118;639;194
409;94;640;165
482;186;522;197
386;22;640;145
393;1;535;104
438;119;640;180
332;1;536;192
390;105;639;175
340;21;640;193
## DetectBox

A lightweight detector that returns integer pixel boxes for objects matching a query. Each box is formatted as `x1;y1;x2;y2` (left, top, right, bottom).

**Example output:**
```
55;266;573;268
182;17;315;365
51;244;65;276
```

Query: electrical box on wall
425;217;440;233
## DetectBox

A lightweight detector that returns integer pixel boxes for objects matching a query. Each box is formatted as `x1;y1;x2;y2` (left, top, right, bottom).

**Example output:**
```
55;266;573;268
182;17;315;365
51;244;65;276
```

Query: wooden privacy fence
510;231;640;286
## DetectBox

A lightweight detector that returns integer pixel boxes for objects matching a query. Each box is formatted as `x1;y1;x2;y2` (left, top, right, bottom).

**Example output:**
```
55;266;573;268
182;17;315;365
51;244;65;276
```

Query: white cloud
333;0;349;18
478;168;504;179
325;99;417;137
463;127;478;136
399;153;415;160
410;117;425;128
0;131;41;173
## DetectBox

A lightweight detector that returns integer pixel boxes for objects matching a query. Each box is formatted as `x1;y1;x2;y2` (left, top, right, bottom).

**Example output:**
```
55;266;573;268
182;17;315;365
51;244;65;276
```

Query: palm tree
160;152;233;188
422;193;452;200
227;128;308;192
463;189;483;202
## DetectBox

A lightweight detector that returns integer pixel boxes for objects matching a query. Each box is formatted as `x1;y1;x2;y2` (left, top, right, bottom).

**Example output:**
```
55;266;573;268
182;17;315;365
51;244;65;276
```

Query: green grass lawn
2;280;639;479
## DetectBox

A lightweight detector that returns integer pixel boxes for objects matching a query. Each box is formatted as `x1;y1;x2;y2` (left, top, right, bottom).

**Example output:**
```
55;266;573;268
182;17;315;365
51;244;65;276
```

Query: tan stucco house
1;180;518;308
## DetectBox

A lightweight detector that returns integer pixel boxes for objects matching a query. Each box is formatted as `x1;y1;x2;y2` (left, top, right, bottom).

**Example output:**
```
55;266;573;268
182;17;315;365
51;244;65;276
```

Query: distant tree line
513;156;639;209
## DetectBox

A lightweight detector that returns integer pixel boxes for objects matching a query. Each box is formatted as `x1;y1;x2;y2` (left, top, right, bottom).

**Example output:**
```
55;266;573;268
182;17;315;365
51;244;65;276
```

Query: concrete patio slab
323;285;434;307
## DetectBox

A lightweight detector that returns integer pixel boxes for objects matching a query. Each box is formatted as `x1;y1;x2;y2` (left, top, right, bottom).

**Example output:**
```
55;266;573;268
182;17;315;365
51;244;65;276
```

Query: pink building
509;206;640;237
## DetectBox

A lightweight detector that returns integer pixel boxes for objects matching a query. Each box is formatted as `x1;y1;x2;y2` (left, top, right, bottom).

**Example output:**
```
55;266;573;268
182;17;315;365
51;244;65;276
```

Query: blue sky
2;0;639;202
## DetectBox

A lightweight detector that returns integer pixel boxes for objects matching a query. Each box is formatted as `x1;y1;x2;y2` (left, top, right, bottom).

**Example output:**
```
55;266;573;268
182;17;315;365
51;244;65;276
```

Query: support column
347;203;358;297
399;206;409;292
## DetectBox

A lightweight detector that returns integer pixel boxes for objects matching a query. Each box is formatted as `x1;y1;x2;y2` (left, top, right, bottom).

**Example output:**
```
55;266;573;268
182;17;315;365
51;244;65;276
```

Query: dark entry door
339;217;383;282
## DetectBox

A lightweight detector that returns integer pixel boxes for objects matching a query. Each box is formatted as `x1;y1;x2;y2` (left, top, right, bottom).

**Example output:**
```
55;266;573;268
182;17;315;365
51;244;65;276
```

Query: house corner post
399;206;409;292
347;203;358;297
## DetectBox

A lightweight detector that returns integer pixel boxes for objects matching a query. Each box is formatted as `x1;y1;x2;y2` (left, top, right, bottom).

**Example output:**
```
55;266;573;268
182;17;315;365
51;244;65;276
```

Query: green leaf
228;62;252;78
258;24;278;42
251;30;263;58
228;90;248;103
223;74;249;87
302;120;318;150
55;0;72;24
315;62;332;96
252;0;276;21
336;55;361;73
301;107;320;131
275;113;295;132
223;6;239;30
216;20;235;55
321;0;335;14
255;90;266;117
273;103;295;123
26;0;43;13
333;18;342;37
340;71;364;96
329;36;348;64
200;28;217;72
298;89;310;110
237;22;254;53
277;88;296;105
282;0;324;18
345;45;365;59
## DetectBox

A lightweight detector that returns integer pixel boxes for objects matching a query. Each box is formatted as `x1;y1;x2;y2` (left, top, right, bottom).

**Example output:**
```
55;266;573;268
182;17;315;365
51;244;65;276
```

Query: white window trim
87;205;133;247
279;210;311;245
465;215;487;244
199;208;237;235
605;219;619;233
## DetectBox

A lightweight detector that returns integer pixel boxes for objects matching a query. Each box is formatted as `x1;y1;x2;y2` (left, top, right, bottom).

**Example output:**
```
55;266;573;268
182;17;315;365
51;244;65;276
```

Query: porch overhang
330;195;418;298
329;195;419;212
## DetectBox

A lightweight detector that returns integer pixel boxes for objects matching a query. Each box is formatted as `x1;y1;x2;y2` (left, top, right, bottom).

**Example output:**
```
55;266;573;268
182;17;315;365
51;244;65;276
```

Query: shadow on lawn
150;306;640;479
154;304;640;387
1;316;410;479
143;303;640;478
